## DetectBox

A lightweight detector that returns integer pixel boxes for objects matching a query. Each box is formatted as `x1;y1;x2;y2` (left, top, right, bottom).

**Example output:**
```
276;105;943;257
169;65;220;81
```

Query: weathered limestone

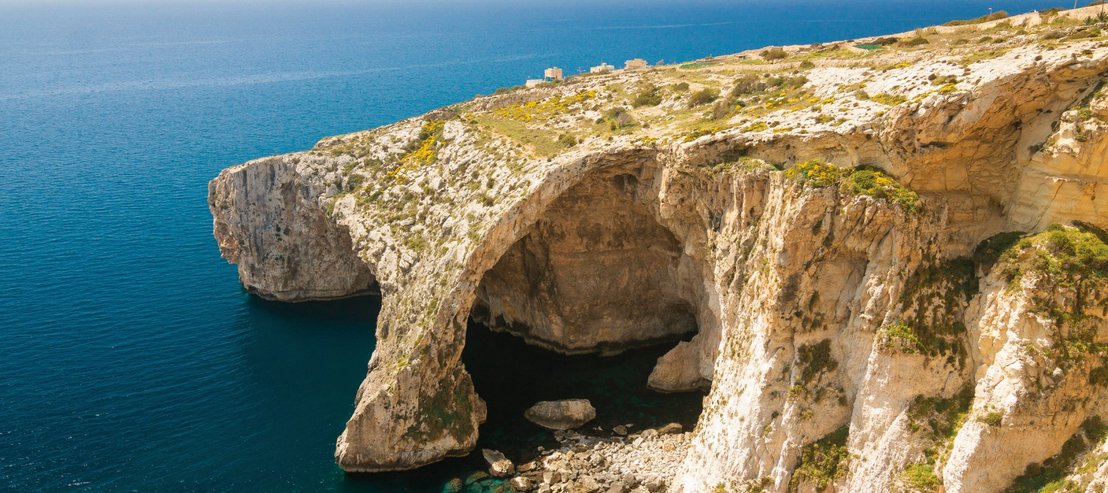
209;7;1108;491
525;399;598;431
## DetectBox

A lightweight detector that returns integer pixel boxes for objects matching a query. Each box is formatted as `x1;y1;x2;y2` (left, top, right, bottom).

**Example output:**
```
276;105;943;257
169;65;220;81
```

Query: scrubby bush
557;133;578;147
602;107;636;130
631;84;663;107
761;47;788;61
688;88;720;107
980;411;1003;427
902;36;930;46
731;74;768;96
672;82;689;91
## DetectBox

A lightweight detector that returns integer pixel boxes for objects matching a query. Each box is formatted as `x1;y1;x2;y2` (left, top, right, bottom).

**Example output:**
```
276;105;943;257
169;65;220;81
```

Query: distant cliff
210;6;1108;492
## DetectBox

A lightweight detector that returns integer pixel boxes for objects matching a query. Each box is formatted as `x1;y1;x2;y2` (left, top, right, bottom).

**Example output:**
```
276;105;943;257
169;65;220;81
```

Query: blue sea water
0;0;1071;490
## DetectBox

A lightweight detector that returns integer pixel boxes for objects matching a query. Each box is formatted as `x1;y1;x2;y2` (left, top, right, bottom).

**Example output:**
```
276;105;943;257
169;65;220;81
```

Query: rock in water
525;399;597;430
482;449;515;477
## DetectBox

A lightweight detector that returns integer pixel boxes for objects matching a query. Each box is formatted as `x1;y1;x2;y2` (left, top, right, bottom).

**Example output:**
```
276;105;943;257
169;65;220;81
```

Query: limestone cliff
210;6;1108;492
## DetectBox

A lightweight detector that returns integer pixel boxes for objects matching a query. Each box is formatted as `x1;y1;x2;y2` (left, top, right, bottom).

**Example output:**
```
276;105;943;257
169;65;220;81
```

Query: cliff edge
210;7;1108;492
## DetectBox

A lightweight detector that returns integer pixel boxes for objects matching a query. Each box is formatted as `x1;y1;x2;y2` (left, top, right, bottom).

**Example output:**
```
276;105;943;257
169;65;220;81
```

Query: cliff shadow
461;163;707;462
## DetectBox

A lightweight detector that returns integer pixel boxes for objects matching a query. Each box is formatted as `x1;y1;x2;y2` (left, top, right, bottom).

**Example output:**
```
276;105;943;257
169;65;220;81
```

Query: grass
870;93;908;106
902;463;942;492
474;115;562;157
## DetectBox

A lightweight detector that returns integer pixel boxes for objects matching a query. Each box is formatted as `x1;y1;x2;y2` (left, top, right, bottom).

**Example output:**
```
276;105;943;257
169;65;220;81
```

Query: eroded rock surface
210;6;1108;491
525;400;598;431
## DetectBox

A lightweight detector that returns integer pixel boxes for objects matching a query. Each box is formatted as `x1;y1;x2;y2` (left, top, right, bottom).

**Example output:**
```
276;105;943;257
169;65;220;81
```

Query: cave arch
456;159;715;456
470;166;701;356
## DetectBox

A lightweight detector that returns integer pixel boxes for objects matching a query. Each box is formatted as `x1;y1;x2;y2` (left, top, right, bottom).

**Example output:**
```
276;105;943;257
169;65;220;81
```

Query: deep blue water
0;0;1070;490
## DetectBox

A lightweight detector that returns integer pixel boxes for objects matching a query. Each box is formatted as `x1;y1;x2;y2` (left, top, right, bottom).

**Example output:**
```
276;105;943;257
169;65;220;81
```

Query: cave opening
461;166;708;463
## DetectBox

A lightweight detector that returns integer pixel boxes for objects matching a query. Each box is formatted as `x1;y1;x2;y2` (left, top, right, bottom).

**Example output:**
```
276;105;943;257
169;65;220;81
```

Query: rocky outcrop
208;156;375;301
210;6;1108;491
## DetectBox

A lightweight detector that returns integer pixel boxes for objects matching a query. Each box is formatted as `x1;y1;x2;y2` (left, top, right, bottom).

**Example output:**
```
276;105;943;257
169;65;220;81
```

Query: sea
0;0;1070;491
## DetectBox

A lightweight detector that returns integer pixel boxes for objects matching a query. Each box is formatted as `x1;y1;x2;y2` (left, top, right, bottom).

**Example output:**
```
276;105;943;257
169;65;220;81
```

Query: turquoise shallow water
0;1;1069;490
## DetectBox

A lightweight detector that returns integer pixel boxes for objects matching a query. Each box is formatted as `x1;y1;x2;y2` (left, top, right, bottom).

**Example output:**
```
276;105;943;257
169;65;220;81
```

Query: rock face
525;399;598;431
210;6;1108;491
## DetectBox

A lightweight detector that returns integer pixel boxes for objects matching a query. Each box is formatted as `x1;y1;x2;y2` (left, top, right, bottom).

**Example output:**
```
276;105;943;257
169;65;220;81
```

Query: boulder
510;476;533;492
646;342;708;392
482;449;515;477
524;399;597;430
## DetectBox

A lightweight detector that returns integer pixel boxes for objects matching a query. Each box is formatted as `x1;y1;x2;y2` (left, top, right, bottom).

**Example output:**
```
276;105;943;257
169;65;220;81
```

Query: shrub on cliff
790;426;851;491
998;224;1108;294
785;160;920;213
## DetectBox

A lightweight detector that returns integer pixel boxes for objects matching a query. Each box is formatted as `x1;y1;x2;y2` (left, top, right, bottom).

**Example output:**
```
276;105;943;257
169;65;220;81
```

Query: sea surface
0;0;1070;490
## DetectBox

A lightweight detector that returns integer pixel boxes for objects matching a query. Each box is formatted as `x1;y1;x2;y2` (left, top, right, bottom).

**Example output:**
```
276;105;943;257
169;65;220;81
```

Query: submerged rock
525;399;597;431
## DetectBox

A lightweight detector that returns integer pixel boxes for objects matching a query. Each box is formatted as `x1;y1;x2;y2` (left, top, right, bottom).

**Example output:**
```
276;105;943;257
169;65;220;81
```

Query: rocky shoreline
450;422;690;493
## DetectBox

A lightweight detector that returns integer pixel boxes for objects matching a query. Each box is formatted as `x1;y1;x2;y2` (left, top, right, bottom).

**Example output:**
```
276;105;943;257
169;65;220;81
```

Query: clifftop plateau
211;6;1108;492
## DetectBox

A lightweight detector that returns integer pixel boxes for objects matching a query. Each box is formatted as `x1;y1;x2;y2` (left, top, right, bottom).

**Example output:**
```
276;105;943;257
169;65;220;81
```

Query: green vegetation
842;168;921;213
998;224;1108;299
902;36;930;47
973;231;1026;270
679;61;716;70
404;372;476;443
1007;417;1108;493
877;321;926;354
389;120;445;179
700;157;775;174
790;426;851;491
600;107;637;130
944;10;1008;26
892;257;976;366
761;47;788;60
902;463;942;492
632;84;663;107
870;93;908;106
491;90;597;122
688;88;720;107
731;73;769;96
784;160;921;213
996;225;1108;372
980;410;1003;427
557;133;578;148
797;339;838;386
906;385;973;473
